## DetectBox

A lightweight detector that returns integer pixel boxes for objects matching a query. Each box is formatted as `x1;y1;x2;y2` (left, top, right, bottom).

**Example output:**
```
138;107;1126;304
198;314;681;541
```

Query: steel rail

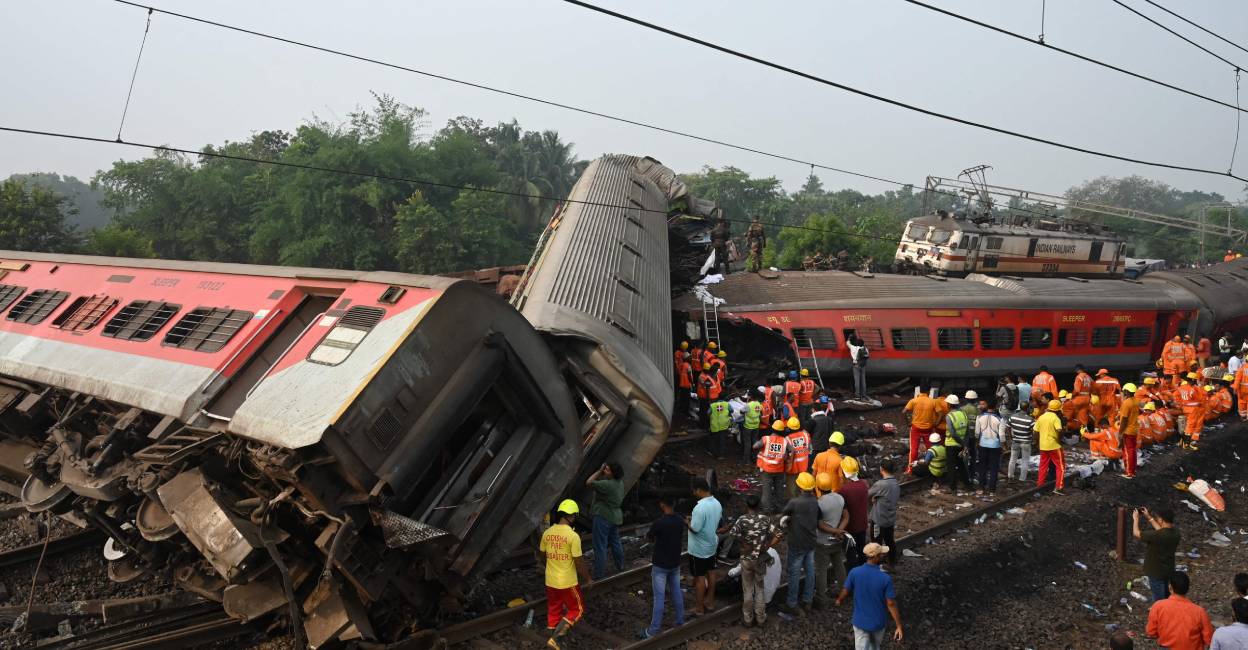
0;528;104;571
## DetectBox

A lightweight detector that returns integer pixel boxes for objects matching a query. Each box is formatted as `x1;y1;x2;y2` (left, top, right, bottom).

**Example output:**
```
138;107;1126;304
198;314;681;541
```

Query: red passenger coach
678;271;1200;379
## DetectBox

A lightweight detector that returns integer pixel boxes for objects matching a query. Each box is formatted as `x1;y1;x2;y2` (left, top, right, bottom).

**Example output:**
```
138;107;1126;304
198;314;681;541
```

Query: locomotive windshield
905;223;928;241
928;229;953;245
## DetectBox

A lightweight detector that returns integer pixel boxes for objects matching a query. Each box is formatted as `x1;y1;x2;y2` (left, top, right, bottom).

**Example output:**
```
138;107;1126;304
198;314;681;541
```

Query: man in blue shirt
836;542;903;650
686;478;722;616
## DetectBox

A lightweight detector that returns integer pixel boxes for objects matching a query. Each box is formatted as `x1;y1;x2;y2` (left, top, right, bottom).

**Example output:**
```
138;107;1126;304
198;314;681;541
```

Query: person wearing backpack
848;334;869;399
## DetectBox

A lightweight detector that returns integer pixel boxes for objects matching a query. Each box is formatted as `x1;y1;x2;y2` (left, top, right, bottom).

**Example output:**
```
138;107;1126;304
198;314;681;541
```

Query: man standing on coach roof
686;478;722;616
540;499;592;650
836;542;903;650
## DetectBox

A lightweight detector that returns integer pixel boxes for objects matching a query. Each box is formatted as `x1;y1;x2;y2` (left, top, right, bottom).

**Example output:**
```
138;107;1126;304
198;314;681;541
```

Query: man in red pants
1117;383;1141;479
540;499;593;649
1033;399;1066;495
902;387;937;473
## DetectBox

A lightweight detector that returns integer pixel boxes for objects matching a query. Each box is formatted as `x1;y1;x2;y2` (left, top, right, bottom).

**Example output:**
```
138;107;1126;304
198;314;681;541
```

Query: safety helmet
795;472;816;491
841;456;859;477
964;390;978;400
680;341;689;350
708;341;718;350
1123;383;1137;393
929;432;943;444
829;431;845;446
1187;372;1199;380
1204;385;1215;392
789;371;798;379
1144;377;1157;385
1144;402;1157;411
557;499;579;515
1224;374;1236;382
945;395;960;405
819;395;830;403
787;417;801;430
800;368;810;377
1097;368;1109;376
1048;400;1062;411
1058;389;1069;399
703;363;711;370
717;351;727;358
815;472;835;492
1090;395;1100;405
772;420;786;432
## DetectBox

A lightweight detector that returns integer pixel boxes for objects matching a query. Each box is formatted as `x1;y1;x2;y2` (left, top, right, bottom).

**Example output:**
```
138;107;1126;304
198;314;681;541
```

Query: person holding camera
1134;506;1181;601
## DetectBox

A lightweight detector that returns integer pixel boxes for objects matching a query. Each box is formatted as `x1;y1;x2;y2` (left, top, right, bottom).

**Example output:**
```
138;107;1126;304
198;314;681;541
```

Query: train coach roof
674;270;1199;312
908;212;1124;242
0;250;460;291
1146;257;1248;326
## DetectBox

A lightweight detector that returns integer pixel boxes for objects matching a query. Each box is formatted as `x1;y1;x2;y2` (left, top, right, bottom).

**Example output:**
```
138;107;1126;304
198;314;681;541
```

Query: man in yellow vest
754;420;790;514
943;395;971;496
909;432;947;493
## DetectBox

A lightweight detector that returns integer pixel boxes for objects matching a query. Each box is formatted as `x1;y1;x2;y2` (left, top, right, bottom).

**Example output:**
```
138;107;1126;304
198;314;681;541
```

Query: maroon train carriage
0;251;582;645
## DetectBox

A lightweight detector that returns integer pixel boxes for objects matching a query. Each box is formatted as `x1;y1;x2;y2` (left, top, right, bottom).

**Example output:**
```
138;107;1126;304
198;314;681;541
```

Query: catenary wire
558;0;1248;183
901;0;1248;115
115;7;153;141
1140;0;1248;58
1108;0;1248;71
0;124;1225;252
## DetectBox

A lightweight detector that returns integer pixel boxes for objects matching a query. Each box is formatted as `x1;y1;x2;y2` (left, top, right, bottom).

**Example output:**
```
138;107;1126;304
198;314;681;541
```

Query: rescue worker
1236;361;1248;420
746;215;767;273
742;390;764;464
760;383;776;431
1197;335;1213;368
1227;249;1238;263
708;395;731;458
703;341;719;368
1211;376;1234;419
710;214;731;276
711;350;728;386
1082;420;1123;461
785;417;812;498
1059;390;1079;433
1162;335;1188;378
1072;365;1094;427
811;431;845;494
1136;375;1157;405
910;432;948;491
943;394;971;495
755;421;789;513
784;371;803;417
902;387;937;472
1182;335;1198;371
541;499;592;648
674;341;689;373
1032;366;1058;410
1093;369;1121;424
1176;373;1204;450
1137;401;1160;445
1034;400;1066;495
675;353;694;422
798;368;817;422
690;342;704;371
1118;383;1141;479
696;363;720;430
933;390;952;441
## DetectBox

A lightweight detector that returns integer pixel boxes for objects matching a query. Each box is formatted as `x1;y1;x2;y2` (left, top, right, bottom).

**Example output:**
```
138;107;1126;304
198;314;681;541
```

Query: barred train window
937;328;974;351
1124;327;1151;347
0;284;26;312
7;290;69;325
1021;328;1053;349
791;327;837;350
309;306;385;365
163;307;254;352
980;328;1015;350
52;294;118;332
891;328;931;351
1091;327;1120;348
103;301;181;341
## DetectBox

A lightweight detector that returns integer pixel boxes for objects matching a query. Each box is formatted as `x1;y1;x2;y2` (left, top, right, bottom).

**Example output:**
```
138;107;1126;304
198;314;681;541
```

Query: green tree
86;224;156;258
393;190;525;274
0;179;81;252
7;172;110;230
775;213;861;268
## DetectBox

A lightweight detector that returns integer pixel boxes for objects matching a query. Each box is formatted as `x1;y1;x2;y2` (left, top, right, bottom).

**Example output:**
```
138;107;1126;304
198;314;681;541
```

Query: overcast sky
3;0;1247;202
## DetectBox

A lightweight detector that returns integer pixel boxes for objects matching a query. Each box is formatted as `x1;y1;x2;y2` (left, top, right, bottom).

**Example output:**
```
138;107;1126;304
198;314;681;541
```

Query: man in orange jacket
1092;369;1121;424
1175;373;1205;450
1162;336;1188;378
1072;365;1094;427
1032;366;1058;409
754;421;789;513
902;388;937;472
675;353;694;421
1210;376;1234;419
1235;364;1248;420
783;417;812;498
1197;336;1212;368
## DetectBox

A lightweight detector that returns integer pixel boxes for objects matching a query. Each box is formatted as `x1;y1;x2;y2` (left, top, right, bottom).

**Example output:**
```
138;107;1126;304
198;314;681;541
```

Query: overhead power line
1109;0;1248;71
901;0;1248;115
558;0;1248;183
1140;0;1248;58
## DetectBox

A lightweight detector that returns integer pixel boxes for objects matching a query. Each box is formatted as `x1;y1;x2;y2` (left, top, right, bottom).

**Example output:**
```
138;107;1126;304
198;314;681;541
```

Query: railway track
0;528;104;571
34;601;253;650
439;476;1041;648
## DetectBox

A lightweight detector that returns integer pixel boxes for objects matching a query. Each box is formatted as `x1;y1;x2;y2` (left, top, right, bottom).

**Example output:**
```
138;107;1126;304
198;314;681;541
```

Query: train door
1027;238;1038;257
1089;241;1103;262
964;235;980;272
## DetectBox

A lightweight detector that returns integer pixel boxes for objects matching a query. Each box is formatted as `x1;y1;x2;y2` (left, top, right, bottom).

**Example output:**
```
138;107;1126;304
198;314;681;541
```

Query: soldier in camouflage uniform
729;494;781;627
746;215;766;273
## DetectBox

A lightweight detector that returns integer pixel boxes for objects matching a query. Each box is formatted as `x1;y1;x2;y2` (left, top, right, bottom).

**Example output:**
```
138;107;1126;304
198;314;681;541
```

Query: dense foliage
3;96;1244;271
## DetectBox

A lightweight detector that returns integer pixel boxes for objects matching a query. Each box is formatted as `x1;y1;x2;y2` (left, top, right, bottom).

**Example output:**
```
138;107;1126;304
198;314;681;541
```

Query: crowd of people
536;332;1248;650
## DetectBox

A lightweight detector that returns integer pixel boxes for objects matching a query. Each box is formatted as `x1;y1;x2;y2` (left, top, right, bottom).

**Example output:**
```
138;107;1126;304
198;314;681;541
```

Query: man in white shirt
1230;351;1244;376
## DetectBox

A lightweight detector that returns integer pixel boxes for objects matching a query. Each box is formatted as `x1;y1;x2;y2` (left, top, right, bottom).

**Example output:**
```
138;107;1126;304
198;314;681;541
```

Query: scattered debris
902;549;925;559
1129;591;1149;602
1074;561;1088;570
1006;507;1027;516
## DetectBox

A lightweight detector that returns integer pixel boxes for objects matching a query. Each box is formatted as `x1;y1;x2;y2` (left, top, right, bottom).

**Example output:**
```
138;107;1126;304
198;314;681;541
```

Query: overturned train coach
0;156;681;646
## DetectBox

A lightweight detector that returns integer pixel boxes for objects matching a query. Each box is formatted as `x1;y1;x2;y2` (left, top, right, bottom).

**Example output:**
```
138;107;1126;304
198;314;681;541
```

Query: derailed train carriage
0;154;684;646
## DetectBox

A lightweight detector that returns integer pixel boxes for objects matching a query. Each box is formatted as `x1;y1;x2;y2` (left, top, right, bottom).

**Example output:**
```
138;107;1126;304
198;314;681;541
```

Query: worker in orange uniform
1175;373;1204;450
759;384;775;430
696;363;720;431
798;368;817;422
1227;250;1238;262
1236;362;1248;420
1092;369;1121;424
810;431;844;494
1136;402;1158;445
703;341;718;367
754;420;789;513
1033;400;1066;495
784;417;812;499
1117;383;1141;479
675;353;694;422
1210;376;1234;419
933;390;952;440
784;371;802;419
1197;336;1212;368
1135;376;1156;405
1032;366;1058;410
902;388;937;473
711;351;728;386
1072;365;1093;427
1182;335;1198;371
675;341;689;373
1162;335;1188;378
1081;420;1122;461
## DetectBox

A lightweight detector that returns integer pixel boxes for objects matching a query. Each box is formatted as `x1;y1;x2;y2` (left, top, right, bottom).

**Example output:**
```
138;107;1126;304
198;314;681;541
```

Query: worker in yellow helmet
798;368;817;421
784;417;812;499
811;431;845;494
1033;400;1066;495
541;499;591;647
1118;383;1141;479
